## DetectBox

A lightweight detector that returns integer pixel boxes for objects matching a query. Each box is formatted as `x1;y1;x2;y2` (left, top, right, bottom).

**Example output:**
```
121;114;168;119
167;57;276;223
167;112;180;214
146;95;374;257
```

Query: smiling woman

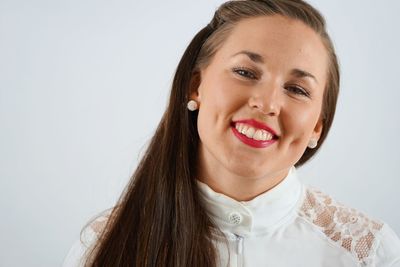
190;15;328;201
62;0;400;266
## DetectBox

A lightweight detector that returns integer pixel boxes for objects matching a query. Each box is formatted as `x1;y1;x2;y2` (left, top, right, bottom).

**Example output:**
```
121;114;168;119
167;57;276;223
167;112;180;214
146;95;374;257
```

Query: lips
231;119;278;148
234;119;278;136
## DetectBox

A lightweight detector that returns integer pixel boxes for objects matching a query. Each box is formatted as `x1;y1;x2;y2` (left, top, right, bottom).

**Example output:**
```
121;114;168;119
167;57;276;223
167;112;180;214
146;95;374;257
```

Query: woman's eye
286;85;310;97
232;67;257;80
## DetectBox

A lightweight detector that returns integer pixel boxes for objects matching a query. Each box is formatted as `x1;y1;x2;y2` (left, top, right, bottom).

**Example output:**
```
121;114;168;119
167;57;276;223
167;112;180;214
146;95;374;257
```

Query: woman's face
191;15;328;182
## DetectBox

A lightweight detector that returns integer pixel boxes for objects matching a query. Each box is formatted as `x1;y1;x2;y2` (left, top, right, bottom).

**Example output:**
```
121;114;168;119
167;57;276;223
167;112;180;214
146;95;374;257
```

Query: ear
311;118;323;141
189;71;201;102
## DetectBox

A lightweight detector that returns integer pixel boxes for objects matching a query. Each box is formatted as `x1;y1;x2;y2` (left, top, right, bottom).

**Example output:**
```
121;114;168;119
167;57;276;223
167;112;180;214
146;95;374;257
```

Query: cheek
283;103;321;138
199;77;245;120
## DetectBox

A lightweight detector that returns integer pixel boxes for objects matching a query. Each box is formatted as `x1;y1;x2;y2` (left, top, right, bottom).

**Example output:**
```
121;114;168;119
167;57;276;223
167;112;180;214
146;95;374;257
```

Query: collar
196;166;303;237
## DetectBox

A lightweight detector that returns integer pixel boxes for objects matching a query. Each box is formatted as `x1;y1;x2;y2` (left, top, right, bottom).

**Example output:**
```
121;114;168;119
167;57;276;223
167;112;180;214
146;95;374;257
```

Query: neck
196;152;291;201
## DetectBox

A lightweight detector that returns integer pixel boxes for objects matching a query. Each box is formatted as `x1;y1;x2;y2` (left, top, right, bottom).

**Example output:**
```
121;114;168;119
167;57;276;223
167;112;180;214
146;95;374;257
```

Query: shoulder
80;208;112;247
62;209;113;267
298;186;400;265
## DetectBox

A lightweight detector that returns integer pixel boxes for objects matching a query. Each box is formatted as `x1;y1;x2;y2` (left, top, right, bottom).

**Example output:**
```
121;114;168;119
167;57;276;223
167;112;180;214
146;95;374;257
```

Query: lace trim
89;215;109;235
80;209;112;247
299;187;384;263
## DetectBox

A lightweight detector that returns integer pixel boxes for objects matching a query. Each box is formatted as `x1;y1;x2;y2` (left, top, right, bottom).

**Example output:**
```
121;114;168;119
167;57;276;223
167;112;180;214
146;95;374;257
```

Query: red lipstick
231;119;278;149
235;119;278;136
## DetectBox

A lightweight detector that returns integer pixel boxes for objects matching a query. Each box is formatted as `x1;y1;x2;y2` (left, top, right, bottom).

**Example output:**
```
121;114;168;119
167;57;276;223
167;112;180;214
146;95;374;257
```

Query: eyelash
285;85;310;97
232;67;258;80
232;67;310;98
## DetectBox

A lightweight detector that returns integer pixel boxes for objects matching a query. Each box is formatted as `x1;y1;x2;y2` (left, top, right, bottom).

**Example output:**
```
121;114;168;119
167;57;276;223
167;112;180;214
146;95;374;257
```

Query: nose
248;84;281;116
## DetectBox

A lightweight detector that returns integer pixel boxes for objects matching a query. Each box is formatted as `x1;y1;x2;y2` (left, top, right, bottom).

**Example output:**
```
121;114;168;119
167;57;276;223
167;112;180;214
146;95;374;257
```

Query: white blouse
63;167;400;266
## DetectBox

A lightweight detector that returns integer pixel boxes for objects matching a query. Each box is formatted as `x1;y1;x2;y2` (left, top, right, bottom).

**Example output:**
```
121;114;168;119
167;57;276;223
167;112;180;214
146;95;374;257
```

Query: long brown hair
84;1;340;266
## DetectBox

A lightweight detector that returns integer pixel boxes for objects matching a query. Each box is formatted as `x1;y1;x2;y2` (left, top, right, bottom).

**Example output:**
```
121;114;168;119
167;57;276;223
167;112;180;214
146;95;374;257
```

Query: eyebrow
232;50;265;63
231;50;319;84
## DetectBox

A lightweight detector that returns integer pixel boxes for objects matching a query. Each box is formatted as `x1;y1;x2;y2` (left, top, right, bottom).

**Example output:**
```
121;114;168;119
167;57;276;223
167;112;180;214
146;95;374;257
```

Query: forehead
214;15;329;84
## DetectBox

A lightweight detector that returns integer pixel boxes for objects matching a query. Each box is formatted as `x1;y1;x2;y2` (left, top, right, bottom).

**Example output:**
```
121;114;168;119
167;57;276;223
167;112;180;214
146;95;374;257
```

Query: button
228;212;243;225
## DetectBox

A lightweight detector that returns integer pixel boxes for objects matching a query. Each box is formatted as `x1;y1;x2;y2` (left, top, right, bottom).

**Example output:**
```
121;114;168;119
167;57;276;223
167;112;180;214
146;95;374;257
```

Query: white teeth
245;127;255;138
253;130;263;140
262;132;267;140
234;123;274;141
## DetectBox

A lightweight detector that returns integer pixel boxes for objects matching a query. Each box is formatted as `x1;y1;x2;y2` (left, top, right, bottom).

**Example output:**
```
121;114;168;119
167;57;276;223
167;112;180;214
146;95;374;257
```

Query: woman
63;0;400;266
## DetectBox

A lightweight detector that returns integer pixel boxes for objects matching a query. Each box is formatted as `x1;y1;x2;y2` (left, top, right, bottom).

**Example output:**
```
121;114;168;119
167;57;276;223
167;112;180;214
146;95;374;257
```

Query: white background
1;0;399;266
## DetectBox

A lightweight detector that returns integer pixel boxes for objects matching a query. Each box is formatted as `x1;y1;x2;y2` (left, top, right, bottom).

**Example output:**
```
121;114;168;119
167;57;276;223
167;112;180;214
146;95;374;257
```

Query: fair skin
191;15;328;201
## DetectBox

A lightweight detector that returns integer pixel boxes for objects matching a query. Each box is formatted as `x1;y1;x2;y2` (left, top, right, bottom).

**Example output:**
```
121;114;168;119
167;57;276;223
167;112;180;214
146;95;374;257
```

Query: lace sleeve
62;209;112;267
299;187;385;265
373;224;400;267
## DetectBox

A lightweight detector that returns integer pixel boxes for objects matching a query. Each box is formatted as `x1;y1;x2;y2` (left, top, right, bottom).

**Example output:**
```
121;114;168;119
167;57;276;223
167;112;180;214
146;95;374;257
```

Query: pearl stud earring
308;139;318;149
187;100;198;111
